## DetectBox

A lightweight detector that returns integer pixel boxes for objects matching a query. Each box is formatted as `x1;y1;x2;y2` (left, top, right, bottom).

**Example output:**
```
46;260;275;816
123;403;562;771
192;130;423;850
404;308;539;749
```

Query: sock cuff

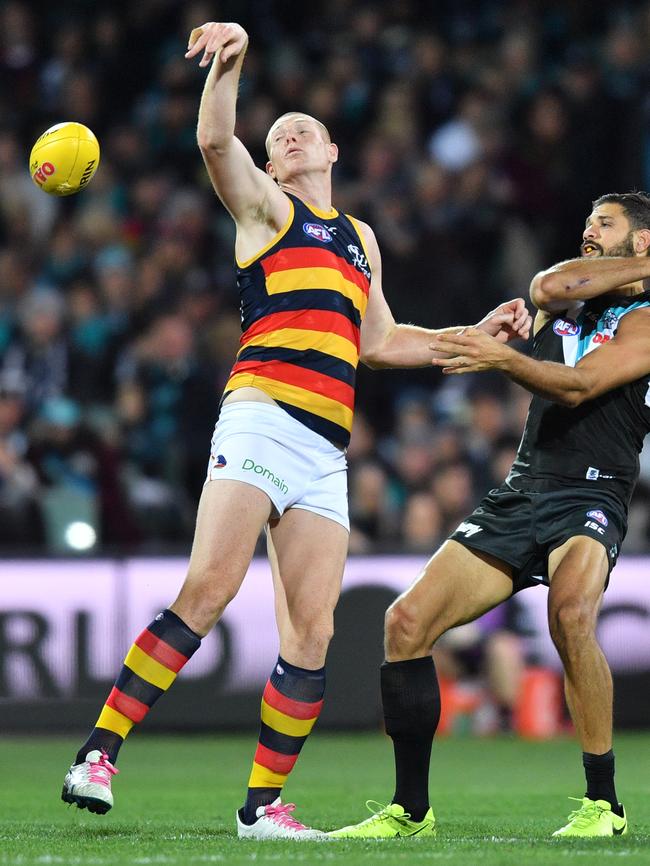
381;656;435;673
277;655;326;679
160;608;202;640
583;749;615;764
271;656;326;703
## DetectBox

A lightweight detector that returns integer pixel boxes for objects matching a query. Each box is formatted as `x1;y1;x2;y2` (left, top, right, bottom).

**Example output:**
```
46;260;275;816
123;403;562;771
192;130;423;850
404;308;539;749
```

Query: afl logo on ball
303;222;333;243
553;318;580;337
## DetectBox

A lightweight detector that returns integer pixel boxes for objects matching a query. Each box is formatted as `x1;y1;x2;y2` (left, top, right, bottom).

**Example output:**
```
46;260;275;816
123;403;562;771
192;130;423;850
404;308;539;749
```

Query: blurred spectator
430;460;475;537
115;312;216;533
348;460;397;552
401;491;443;552
3;289;69;411
0;369;41;545
26;396;136;550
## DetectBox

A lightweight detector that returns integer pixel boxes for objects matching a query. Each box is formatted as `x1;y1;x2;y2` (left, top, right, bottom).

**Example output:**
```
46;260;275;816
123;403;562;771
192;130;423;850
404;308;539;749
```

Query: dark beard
605;233;635;257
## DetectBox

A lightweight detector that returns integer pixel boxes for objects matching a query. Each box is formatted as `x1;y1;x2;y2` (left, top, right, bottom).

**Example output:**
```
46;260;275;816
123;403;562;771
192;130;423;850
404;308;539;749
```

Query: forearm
531;257;650;310
365;323;469;369
499;349;587;407
196;47;247;150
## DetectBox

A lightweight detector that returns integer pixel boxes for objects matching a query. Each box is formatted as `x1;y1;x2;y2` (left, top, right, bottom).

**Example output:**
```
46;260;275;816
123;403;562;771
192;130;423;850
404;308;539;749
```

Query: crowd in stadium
2;0;650;553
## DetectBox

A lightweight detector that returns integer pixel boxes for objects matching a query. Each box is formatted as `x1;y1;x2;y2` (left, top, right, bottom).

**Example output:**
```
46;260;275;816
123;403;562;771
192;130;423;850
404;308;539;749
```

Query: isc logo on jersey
303;223;333;243
553;318;580;337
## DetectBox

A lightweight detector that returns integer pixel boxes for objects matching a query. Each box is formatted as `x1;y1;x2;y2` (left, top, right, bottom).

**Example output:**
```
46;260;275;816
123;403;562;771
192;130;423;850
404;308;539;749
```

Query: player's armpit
572;307;650;403
533;310;551;337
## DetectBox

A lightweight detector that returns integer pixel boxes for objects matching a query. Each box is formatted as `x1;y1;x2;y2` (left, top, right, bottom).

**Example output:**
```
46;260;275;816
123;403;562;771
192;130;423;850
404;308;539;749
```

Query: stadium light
63;521;97;552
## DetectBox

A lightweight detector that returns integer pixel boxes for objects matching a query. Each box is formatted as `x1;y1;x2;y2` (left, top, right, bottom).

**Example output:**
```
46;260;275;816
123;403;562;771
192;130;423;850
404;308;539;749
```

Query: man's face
266;115;336;182
582;203;635;258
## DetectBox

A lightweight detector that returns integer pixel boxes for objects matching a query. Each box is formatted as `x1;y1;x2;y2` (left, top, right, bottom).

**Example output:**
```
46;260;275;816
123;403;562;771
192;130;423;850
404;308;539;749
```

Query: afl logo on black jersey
553;318;580;337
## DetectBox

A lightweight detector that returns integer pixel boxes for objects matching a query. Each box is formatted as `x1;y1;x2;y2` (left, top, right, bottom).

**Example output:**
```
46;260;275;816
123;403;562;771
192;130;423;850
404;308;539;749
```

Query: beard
605;232;636;257
581;232;635;258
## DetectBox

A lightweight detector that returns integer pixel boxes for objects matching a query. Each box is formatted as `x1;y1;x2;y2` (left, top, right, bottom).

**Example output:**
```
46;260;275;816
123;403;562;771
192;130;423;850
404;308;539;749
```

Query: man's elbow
529;271;565;310
197;131;231;155
360;337;394;368
556;391;582;408
556;381;593;408
359;349;384;370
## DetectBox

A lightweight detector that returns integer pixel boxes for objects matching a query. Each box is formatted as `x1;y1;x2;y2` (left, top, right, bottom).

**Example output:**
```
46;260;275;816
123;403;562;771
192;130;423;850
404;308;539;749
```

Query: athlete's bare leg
385;540;514;660
268;508;349;668
547;536;611;754
238;509;348;825
171;479;273;636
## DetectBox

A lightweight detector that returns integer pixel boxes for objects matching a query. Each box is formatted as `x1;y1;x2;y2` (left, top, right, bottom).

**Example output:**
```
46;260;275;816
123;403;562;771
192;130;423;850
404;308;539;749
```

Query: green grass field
1;733;649;866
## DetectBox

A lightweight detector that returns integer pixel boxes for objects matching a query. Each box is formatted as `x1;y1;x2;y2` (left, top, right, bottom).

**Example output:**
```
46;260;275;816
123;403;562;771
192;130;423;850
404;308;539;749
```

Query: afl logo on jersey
553;318;580;337
586;509;608;526
303;222;333;243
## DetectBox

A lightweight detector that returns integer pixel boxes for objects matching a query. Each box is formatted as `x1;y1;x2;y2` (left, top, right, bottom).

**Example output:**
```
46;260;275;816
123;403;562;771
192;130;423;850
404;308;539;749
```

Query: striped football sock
74;609;201;765
242;656;325;824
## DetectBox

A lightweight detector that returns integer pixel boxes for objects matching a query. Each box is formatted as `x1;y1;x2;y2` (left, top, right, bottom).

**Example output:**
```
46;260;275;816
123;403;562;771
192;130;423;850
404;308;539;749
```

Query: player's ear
328;142;338;164
266;160;276;179
633;228;650;255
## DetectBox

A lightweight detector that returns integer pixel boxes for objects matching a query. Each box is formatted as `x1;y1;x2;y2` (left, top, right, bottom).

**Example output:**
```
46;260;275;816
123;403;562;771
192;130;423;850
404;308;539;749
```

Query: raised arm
185;22;287;230
358;222;531;369
429;307;650;407
530;256;650;312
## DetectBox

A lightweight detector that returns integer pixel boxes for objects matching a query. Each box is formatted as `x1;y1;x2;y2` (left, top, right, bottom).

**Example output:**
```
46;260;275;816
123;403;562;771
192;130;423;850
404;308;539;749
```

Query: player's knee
175;568;239;630
295;613;334;648
282;612;333;667
549;599;597;649
384;599;428;657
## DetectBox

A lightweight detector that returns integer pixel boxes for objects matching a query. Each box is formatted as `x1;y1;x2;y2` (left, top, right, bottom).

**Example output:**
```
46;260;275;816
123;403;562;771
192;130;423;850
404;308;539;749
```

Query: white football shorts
205;402;349;531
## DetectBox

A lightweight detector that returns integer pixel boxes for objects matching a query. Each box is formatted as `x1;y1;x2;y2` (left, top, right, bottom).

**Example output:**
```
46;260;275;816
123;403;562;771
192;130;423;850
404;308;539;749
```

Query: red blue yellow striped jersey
224;193;372;446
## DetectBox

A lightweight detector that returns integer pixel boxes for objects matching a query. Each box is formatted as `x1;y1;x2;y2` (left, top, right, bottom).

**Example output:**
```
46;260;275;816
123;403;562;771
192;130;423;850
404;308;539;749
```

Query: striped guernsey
224;193;372;447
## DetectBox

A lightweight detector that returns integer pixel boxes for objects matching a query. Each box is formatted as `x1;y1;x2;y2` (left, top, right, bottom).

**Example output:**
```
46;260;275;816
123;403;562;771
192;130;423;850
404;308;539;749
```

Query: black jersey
508;292;650;506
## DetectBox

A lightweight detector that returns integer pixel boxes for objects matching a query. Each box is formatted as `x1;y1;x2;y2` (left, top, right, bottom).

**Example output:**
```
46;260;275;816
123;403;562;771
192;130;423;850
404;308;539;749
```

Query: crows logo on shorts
586;509;608;526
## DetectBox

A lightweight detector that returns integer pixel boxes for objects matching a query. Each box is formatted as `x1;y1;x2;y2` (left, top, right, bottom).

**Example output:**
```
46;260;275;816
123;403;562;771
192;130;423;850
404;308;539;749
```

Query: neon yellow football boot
552;798;628;837
328;801;436;839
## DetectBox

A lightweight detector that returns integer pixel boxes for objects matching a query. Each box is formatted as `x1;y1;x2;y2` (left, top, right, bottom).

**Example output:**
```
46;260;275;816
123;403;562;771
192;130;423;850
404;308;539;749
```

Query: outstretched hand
476;298;532;344
185;22;248;67
429;329;512;375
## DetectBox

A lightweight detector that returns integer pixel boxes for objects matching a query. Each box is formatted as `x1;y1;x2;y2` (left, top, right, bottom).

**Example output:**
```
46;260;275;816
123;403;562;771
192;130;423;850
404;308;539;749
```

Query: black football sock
381;656;441;823
583;749;622;815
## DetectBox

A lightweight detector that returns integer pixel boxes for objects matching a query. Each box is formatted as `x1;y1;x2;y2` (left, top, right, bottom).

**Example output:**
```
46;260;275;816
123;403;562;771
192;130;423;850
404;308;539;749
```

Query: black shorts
449;483;627;594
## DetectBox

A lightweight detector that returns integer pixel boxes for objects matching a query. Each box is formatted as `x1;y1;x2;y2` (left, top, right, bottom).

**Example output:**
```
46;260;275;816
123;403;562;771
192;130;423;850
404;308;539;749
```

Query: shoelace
264;802;308;831
364;800;413;825
565;798;604;828
87;751;119;788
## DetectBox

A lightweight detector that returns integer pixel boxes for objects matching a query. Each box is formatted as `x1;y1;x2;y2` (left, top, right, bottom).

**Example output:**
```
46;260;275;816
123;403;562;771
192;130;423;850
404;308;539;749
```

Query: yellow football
29;122;100;196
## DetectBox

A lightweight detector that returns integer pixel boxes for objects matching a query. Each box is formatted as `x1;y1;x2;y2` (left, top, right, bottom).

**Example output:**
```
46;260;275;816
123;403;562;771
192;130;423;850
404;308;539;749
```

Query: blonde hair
265;112;331;158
